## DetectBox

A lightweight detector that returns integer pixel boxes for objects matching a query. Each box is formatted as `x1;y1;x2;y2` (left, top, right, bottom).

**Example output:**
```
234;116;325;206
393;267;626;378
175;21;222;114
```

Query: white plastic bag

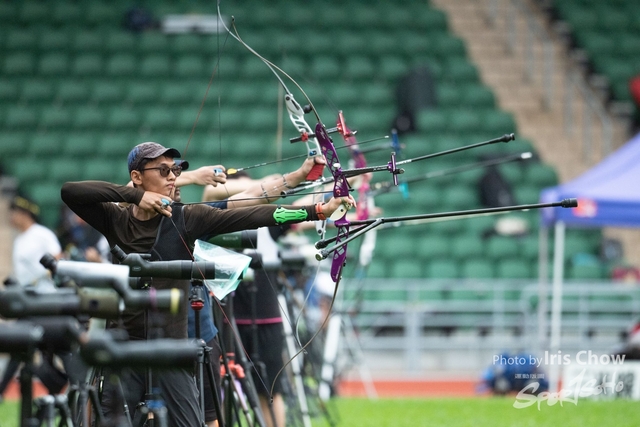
193;239;252;300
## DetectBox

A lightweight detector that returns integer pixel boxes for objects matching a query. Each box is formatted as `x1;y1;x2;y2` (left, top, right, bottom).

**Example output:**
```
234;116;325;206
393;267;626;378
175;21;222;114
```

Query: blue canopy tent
538;132;640;391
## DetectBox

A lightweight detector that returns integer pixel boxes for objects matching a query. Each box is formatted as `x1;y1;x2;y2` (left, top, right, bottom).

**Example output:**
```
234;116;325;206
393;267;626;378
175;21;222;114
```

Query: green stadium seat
210;56;239;78
8;157;50;186
239;56;271;81
279;57;306;79
63;133;99;158
104;31;137;54
175;56;206;78
498;163;525;186
390;259;424;278
442;185;478;210
159;82;201;105
38;53;70;77
106;107;141;131
126;82;160;105
28;133;64;158
255;83;281;106
170;34;203;55
55;80;90;105
568;262;604;280
18;2;50;25
139;55;172;78
461;259;495;278
433;34;467;59
514;185;541;204
4;107;38;130
51;3;82;27
72;54;104;77
39;107;73;131
448;110;481;135
361;84;392;106
38;28;71;53
85;2;120;27
81;159;121;182
444;58;478;82
3;53;35;76
481;110;517;135
451;234;484;260
523;163;558;187
0;79;19;103
23;182;62;228
344;56;376;80
90;81;126;104
96;133;137;157
615;34;640;57
5;29;38;51
436;84;461;108
378;55;410;82
0;3;16;25
365;260;388;278
71;107;107;131
396;31;434;57
426;259;459;278
578;32;616;54
143;107;178;131
415;235;453;260
49;158;84;183
139;32;170;55
417;8;448;32
106;54;138;78
519;234;542;262
21;80;55;105
598;10;631;31
175;109;207;133
463;215;496;235
310;56;341;81
462;85;496;109
225;84;265;106
72;31;104;54
496;259;532;279
0;132;29;158
486;236;521;260
416;110;448;134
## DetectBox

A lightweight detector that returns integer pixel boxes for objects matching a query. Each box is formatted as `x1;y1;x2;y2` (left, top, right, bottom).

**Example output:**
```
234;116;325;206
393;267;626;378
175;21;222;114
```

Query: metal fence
334;278;640;373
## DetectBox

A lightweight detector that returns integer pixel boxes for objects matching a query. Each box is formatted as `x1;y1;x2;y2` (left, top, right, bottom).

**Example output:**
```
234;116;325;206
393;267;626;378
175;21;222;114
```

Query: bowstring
211;0;333;400
216;5;341;396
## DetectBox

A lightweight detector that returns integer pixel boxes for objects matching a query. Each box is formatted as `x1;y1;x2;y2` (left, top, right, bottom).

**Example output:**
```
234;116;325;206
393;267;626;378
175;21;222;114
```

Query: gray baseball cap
127;142;181;172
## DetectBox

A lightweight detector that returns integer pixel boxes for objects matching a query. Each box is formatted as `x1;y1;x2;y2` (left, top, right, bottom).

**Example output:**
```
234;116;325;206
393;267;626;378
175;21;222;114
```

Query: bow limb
285;95;325;181
336;111;378;277
216;3;326;182
315;124;350;282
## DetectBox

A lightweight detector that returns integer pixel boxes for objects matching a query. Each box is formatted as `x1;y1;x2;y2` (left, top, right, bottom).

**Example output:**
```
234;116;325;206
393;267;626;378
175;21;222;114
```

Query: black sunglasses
140;164;182;177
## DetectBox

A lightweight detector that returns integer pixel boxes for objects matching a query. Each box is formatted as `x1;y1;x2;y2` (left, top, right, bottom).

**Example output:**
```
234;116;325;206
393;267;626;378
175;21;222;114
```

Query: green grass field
3;396;640;427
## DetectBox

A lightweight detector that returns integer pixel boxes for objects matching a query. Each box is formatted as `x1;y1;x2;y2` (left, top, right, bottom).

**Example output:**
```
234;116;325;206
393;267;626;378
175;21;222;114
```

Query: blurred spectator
1;195;65;401
57;205;110;263
8;195;62;290
611;263;640;284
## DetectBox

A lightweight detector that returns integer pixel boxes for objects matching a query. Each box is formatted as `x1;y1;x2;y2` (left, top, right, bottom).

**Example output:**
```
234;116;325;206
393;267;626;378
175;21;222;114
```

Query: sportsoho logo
512;351;627;409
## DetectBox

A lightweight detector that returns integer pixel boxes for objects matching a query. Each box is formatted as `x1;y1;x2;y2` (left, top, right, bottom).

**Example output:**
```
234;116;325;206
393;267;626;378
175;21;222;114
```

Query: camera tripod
212;289;268;427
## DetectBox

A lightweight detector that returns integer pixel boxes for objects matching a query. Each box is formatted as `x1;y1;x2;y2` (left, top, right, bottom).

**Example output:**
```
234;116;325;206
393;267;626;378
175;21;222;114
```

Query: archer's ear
130;170;143;187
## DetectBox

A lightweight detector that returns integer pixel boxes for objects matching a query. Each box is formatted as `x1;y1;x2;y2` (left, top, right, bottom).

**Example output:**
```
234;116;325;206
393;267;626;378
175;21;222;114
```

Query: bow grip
306;161;325;181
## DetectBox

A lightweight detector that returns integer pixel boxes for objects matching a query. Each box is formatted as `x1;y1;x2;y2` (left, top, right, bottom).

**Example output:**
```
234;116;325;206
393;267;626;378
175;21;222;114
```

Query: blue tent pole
549;221;566;393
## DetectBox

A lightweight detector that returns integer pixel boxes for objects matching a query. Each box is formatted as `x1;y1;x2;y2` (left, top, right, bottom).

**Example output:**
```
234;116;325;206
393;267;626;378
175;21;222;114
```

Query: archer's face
132;155;178;197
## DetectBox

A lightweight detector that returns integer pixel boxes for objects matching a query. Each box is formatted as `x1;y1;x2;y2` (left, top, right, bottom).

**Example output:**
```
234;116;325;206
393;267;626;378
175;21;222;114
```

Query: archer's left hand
321;194;357;219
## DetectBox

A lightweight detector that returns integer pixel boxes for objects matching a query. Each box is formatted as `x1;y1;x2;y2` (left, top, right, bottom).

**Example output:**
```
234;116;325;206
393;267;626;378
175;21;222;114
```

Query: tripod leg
54;395;74;427
202;339;224;427
277;294;312;427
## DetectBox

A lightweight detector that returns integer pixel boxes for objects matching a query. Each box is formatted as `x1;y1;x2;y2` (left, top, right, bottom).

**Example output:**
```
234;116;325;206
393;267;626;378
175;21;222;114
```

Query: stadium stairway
431;0;640;269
